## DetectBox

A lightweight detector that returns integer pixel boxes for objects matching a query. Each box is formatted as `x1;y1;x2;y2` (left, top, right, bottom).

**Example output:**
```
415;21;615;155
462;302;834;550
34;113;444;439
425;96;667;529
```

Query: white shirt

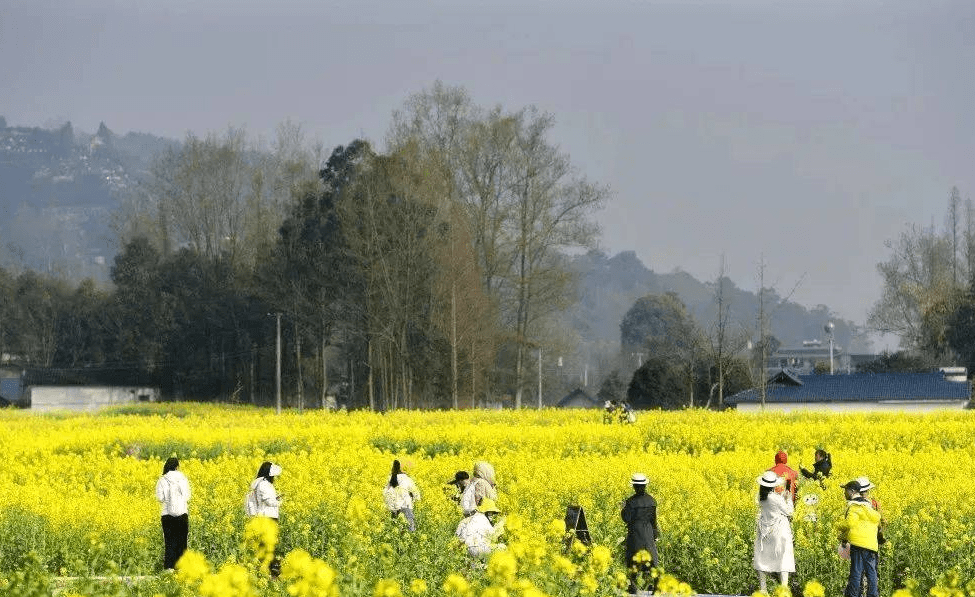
383;473;421;511
456;512;497;557
249;478;281;519
155;470;191;517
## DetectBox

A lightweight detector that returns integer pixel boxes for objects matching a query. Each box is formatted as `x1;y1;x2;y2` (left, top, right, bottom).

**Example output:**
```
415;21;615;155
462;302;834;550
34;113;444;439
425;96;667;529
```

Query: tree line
868;186;975;373
1;83;608;409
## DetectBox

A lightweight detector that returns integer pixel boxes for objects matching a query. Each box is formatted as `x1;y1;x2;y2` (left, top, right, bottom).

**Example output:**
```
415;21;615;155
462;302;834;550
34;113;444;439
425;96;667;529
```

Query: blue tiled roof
727;371;971;404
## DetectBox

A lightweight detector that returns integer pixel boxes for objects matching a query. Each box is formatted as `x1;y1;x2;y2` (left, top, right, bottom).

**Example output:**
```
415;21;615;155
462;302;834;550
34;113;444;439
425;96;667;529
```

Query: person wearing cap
460;461;497;516
800;449;833;482
838;480;882;597
753;471;795;594
383;459;421;531
247;461;283;520
621;472;659;594
455;498;505;558
447;470;470;507
768;450;799;505
155;456;191;570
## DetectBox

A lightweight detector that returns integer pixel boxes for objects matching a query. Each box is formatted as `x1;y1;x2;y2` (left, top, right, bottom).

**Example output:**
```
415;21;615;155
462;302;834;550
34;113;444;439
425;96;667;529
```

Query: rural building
557;388;601;408
766;340;876;375
727;369;972;412
26;385;159;412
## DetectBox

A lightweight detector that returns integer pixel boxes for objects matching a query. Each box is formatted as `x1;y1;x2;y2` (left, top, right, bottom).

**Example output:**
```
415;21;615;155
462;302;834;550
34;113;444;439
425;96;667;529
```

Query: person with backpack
246;461;283;520
383;459;421;531
753;471;795;594
155;457;191;570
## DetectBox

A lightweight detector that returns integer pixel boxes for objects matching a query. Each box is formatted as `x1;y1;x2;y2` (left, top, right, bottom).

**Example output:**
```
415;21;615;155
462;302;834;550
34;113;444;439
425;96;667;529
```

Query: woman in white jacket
383;459;420;531
247;461;283;520
155;457;191;569
753;471;795;593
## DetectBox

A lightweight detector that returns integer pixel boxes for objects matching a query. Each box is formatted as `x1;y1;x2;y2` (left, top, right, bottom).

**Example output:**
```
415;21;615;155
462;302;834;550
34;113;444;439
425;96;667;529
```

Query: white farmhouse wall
28;386;158;412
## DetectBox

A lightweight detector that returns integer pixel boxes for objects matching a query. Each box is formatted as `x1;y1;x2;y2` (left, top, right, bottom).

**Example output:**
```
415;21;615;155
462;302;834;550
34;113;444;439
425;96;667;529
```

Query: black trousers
161;514;189;569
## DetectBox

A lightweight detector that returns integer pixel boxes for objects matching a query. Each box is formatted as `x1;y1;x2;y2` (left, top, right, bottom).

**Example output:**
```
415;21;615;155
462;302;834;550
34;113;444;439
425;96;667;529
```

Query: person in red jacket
768;450;799;505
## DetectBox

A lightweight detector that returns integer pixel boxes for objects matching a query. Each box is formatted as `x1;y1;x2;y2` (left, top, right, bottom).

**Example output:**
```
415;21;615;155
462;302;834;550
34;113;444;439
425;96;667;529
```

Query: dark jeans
845;545;878;597
161;514;189;570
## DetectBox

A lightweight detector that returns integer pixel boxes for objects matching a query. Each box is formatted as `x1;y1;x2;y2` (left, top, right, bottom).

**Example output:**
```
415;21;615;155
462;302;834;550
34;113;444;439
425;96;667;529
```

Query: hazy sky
3;0;973;342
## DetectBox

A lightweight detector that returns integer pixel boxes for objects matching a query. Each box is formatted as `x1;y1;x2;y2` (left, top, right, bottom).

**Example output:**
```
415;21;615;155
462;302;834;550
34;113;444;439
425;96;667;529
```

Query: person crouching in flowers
155;456;191;570
383;459;421;531
621;472;659;594
753;471;795;594
455;498;505;558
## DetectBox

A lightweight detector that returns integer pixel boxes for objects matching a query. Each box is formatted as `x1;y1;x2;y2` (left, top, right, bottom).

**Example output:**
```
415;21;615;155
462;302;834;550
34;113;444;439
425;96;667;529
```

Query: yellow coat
838;498;882;551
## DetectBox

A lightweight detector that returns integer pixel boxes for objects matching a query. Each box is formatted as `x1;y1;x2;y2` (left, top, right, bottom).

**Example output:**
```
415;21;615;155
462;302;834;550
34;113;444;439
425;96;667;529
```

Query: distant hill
0;118;175;280
563;249;869;359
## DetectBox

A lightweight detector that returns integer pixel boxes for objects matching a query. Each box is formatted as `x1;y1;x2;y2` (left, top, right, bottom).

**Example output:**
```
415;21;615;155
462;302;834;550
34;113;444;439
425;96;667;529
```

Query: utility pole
537;349;543;409
275;312;282;415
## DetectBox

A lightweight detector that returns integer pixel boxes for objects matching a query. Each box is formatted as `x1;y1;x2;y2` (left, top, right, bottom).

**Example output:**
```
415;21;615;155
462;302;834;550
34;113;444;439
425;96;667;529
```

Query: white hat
758;471;784;488
631;472;648;485
856;476;874;491
269;464;282;477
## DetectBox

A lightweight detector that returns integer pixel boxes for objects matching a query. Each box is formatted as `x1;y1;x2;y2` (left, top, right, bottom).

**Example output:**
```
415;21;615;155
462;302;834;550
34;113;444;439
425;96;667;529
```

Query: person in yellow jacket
837;480;882;597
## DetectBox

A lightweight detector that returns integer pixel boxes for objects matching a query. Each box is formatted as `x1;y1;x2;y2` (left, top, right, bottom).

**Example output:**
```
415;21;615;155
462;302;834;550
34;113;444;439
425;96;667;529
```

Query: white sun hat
856;476;875;491
758;471;784;488
631;472;649;485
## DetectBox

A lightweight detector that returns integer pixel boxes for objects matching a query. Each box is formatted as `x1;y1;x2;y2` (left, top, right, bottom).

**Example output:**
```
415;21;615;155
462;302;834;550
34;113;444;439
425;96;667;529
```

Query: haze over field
2;0;973;337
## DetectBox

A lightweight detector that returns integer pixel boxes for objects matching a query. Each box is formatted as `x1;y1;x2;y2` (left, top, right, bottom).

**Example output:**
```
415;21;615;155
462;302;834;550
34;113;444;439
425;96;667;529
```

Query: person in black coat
800;449;832;481
621;472;659;594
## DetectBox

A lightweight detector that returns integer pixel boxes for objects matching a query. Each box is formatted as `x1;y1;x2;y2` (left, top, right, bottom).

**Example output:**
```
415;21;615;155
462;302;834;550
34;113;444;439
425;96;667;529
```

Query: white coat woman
383;459;421;531
155;456;191;569
753;471;795;592
247;461;283;520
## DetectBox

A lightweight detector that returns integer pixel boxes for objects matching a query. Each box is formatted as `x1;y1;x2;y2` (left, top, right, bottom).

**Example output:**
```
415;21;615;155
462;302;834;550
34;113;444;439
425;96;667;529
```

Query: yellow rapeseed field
0;404;973;597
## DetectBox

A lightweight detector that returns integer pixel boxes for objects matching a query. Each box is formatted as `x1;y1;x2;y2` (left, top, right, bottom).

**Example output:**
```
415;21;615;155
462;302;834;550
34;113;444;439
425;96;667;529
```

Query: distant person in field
383;459;421;531
155;456;191;570
768;450;798;505
800;449;832;482
461;461;497;516
447;470;470;508
838;480;882;597
753;471;795;594
246;461;283;520
621;472;659;594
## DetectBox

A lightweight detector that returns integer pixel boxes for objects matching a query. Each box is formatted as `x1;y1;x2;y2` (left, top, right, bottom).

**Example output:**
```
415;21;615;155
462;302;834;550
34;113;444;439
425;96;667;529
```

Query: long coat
621;492;659;567
753;491;795;572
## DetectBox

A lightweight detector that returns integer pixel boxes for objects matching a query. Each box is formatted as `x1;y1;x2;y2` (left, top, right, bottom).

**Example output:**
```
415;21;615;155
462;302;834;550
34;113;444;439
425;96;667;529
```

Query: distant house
26;386;159;412
727;369;972;412
557;389;600;409
767;340;876;375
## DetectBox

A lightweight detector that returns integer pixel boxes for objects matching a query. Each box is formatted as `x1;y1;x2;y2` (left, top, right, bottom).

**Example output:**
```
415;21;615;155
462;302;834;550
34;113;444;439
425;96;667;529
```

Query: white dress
753;491;795;573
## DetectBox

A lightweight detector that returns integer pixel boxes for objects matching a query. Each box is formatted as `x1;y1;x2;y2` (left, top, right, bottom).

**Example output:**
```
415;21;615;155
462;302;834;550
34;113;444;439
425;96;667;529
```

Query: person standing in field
621;472;659;594
461;461;497;516
246;461;283;520
156;457;191;570
383;459;421;531
800;448;832;482
753;471;795;594
768;450;799;505
838;480;882;597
